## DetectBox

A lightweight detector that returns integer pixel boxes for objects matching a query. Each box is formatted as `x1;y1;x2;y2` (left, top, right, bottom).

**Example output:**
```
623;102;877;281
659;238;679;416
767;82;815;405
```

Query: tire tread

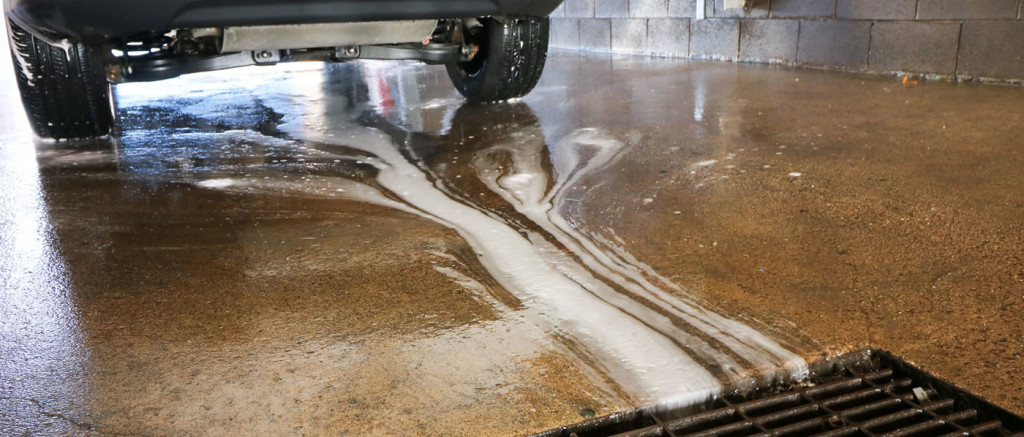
446;17;549;102
7;19;113;139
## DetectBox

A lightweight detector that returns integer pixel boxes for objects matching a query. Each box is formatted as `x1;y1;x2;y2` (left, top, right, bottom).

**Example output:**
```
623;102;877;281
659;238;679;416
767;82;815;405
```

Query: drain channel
535;349;1024;437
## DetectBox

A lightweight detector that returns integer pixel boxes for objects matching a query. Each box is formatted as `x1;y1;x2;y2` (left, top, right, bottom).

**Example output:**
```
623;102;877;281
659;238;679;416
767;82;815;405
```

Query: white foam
196;178;238;188
230;77;810;407
238;121;717;402
472;129;807;385
5;25;34;83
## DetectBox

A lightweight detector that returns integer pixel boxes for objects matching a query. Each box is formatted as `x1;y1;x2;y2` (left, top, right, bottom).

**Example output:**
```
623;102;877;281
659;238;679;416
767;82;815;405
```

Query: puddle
6;41;1024;434
110;62;815;408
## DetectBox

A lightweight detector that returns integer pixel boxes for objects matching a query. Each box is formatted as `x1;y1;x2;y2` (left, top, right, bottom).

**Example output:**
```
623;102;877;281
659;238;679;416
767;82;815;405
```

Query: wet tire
446;17;549;102
6;19;114;139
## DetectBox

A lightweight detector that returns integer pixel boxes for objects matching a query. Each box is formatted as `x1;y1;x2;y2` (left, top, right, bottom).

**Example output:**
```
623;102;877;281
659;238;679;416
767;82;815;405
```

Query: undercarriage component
110;43;465;83
220;20;437;52
108;51;266;83
335;43;462;64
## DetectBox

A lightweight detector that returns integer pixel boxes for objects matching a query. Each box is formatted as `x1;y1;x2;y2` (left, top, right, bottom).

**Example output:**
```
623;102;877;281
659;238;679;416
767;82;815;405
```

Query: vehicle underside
97;19;500;83
5;0;559;139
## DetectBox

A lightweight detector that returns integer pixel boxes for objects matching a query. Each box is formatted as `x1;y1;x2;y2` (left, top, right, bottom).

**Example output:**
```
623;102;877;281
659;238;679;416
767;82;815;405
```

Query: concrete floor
1;39;1023;436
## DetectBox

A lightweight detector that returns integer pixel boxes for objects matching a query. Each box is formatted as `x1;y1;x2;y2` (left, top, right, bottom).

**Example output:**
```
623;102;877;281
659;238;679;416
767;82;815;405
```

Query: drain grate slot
535;350;1024;437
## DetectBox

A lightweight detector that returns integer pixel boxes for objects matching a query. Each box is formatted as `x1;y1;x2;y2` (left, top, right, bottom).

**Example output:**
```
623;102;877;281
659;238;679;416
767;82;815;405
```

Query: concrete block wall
549;0;1024;82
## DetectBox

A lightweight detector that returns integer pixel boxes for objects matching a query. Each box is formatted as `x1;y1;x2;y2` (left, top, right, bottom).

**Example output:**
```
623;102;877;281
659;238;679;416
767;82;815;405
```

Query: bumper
5;0;562;40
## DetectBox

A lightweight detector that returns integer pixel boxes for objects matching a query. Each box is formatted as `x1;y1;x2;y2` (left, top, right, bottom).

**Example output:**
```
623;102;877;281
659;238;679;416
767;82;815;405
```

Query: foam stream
473;129;807;382
185;75;810;407
315;128;721;405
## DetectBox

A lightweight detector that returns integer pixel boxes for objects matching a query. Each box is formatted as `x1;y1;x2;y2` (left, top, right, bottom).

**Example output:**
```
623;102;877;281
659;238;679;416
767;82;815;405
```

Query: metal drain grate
536;350;1024;437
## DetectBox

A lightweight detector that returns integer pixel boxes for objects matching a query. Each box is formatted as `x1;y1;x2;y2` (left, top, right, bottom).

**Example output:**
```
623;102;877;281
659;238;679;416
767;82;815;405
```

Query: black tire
445;17;549;102
7;19;114;139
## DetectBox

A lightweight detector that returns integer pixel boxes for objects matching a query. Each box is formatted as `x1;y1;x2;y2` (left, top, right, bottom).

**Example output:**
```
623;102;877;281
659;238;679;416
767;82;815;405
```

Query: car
4;0;561;139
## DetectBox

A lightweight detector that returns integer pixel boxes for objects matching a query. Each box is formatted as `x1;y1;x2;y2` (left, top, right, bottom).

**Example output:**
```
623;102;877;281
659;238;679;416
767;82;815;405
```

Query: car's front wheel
6;18;114;140
445;17;549;102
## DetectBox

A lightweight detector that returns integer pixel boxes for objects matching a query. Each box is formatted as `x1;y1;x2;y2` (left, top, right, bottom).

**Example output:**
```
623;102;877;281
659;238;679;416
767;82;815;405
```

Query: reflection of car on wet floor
4;0;561;140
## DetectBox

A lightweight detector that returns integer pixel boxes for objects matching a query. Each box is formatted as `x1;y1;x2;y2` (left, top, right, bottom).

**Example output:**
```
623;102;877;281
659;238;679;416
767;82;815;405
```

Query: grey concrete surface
551;18;581;48
564;0;595;18
648;18;690;57
739;19;799;63
2;27;1024;437
917;0;1020;20
668;0;697;18
612;18;648;53
769;0;835;18
957;21;1024;80
868;21;961;74
689;18;738;59
710;0;769;18
557;0;1024;82
836;0;918;20
595;0;628;18
629;0;668;18
579;18;613;51
796;20;871;70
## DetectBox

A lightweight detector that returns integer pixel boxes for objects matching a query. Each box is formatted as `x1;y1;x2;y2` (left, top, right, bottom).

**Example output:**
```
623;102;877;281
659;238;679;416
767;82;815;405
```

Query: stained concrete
795;20;872;70
769;0;835;19
689;19;738;60
957;21;1024;80
868;21;961;75
836;0;917;20
2;44;1023;436
647;18;690;57
916;0;1021;20
611;18;648;54
739;19;799;63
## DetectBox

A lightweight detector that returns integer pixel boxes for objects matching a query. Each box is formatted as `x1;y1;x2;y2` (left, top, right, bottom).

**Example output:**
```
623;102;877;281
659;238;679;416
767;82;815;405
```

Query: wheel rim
457;20;489;77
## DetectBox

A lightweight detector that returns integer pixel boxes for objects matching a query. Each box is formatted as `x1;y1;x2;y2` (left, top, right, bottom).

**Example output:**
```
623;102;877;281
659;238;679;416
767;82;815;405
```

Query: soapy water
116;63;812;408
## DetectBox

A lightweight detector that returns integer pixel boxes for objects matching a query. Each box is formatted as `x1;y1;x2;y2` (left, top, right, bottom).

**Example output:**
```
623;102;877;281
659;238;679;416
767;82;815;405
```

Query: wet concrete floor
2;36;1023;436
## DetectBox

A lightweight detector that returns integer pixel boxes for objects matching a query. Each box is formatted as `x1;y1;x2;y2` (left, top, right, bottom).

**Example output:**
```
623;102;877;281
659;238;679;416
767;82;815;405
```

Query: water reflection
7;57;812;417
0;22;92;435
0;129;90;436
253;62;810;406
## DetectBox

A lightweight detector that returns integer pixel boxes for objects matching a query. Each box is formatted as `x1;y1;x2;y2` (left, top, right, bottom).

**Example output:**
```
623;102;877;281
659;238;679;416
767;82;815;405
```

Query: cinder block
868;22;960;74
917;0;1019;20
551;2;566;17
648;18;690;56
579;18;613;51
712;0;769;18
595;0;629;17
770;0;834;18
837;0;917;20
958;21;1024;79
668;0;697;17
550;19;581;48
796;21;871;70
631;0;669;17
739;19;798;62
689;19;739;60
612;19;649;53
564;0;596;18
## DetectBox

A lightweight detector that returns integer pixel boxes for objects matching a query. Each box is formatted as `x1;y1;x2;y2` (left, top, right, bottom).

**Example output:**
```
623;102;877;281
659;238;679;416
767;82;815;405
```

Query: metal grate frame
535;349;1024;437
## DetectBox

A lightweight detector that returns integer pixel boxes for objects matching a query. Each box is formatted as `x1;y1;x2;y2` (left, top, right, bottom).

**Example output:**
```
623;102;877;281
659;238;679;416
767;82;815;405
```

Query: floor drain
534;349;1024;437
